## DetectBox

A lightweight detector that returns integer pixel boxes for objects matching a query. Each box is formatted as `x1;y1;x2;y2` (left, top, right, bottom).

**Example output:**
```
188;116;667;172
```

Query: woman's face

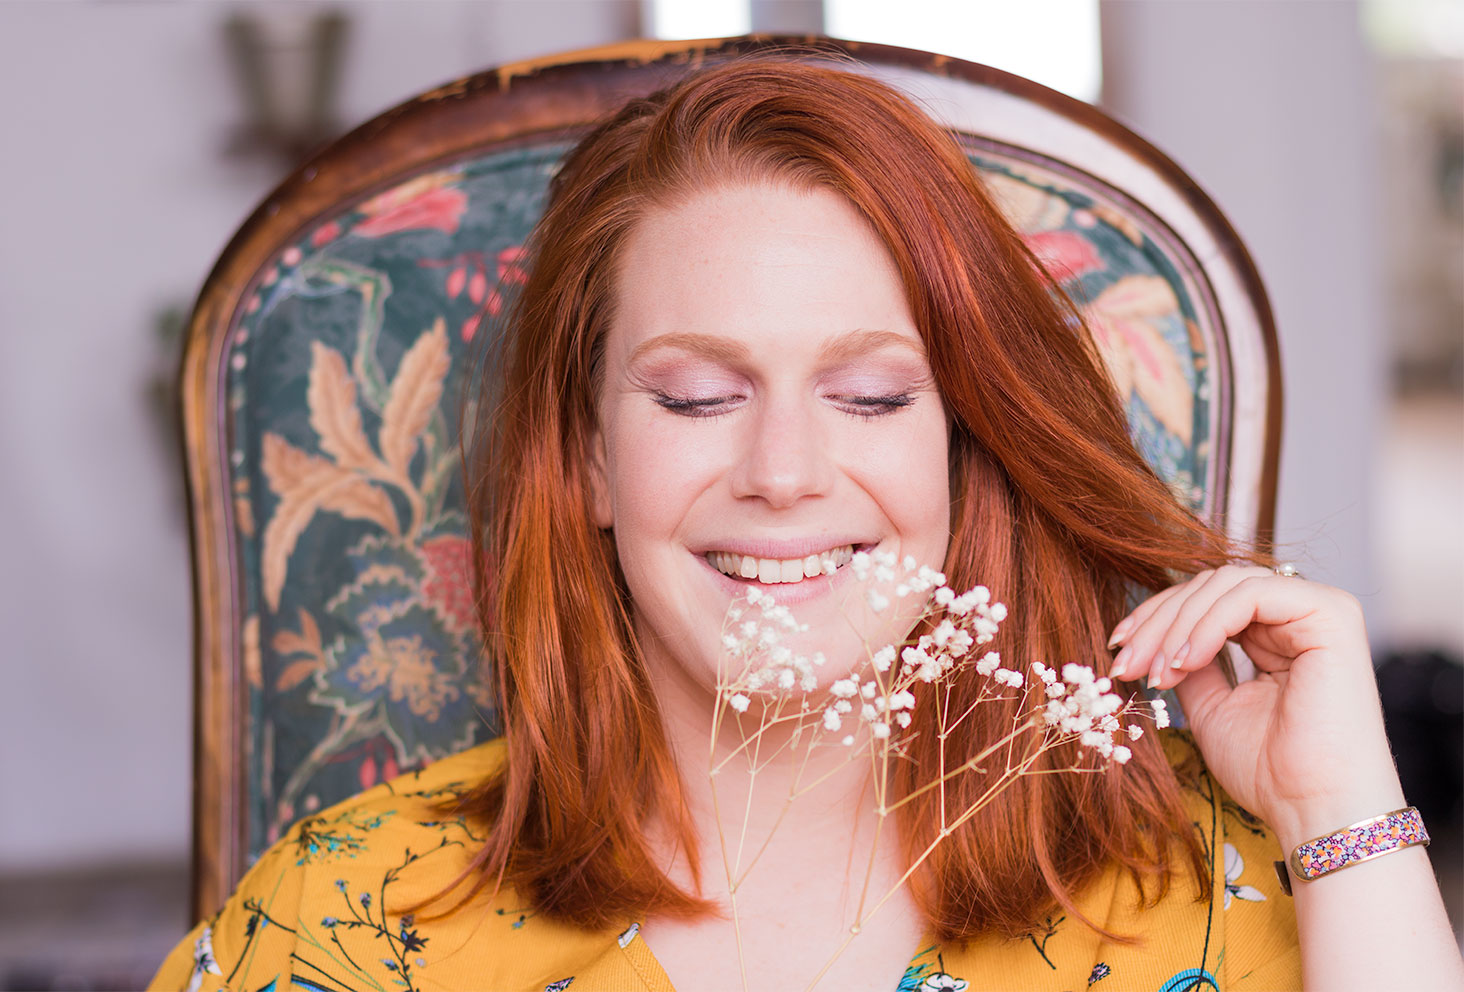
589;182;951;696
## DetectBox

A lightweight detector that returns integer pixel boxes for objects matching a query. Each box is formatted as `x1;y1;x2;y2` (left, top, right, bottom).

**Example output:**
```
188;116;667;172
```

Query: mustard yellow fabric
151;732;1301;991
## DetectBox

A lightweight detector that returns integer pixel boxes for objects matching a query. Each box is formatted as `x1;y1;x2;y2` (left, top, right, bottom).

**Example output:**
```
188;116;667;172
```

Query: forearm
1271;771;1464;991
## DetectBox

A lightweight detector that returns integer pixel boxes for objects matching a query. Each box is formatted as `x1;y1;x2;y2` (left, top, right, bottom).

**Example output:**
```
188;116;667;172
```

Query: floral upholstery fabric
225;139;1221;867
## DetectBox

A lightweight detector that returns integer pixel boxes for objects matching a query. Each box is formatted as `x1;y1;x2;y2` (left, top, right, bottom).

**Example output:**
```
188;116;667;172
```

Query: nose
728;394;835;508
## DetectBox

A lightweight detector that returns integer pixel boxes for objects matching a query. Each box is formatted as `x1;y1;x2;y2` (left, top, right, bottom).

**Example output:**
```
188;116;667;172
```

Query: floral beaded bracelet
1272;806;1430;894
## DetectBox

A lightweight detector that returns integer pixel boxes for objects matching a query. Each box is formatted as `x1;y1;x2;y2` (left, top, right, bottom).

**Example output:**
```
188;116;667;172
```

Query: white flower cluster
719;587;824;715
1033;662;1166;764
824;677;917;740
824;552;1011;744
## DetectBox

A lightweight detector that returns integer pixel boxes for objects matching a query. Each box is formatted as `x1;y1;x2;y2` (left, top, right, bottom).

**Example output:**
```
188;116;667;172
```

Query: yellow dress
150;732;1301;991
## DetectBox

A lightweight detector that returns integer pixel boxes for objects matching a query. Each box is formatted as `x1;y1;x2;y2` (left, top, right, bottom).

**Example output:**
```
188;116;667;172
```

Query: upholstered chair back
182;37;1280;915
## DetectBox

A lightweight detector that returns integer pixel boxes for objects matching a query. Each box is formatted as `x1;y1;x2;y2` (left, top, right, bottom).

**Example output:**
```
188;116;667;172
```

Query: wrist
1267;771;1408;855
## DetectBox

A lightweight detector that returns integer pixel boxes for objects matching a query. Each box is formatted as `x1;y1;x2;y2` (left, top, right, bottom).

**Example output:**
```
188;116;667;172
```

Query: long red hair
452;58;1249;941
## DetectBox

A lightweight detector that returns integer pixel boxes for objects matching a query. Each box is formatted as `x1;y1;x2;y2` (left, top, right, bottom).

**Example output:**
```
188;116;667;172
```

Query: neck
643;635;906;920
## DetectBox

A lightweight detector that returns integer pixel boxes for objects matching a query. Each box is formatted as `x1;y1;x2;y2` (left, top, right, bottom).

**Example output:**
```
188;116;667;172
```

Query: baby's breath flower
1151;698;1170;729
932;619;956;647
728;693;750;713
1112;745;1132;764
823;708;842;732
871;722;891;739
867;590;890;613
946;629;973;657
861;681;878;699
934;586;955;607
1127;724;1144;741
830;678;858;698
895;711;912;727
872;645;896;672
841;735;855;746
975;651;1001;677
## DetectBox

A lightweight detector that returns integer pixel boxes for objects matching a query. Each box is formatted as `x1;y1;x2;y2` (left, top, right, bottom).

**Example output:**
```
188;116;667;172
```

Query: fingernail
1170;642;1189;669
1112;645;1132;678
1147;657;1164;689
1107;618;1133;649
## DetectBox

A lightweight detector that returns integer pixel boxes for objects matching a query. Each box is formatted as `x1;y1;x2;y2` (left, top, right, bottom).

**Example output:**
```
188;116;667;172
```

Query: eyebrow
626;328;926;366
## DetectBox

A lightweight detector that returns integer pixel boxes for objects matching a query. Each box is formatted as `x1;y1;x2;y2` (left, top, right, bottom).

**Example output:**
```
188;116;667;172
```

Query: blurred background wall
0;0;1458;985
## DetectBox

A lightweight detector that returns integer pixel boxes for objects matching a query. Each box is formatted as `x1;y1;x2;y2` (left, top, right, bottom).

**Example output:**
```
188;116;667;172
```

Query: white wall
0;0;637;873
1100;0;1386;637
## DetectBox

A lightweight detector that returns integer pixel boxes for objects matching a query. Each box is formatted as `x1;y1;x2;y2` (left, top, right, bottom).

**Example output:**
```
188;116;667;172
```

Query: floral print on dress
901;947;969;992
151;732;1300;991
1222;842;1267;909
183;926;221;992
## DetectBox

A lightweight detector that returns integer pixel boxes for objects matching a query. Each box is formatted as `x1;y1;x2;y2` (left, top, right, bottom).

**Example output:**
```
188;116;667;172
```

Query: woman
152;59;1461;991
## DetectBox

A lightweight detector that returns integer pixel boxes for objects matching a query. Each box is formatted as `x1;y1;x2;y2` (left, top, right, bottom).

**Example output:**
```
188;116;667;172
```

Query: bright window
825;0;1102;103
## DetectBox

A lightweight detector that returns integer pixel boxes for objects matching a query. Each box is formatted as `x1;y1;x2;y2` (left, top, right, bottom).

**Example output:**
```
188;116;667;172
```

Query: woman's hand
1107;564;1404;851
1112;565;1464;989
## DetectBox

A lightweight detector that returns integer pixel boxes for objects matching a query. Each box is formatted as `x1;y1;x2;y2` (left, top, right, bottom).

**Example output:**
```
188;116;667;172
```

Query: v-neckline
612;920;940;992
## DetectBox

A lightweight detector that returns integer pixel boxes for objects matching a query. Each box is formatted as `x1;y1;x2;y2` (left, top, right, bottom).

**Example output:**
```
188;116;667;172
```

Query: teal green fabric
224;140;1217;866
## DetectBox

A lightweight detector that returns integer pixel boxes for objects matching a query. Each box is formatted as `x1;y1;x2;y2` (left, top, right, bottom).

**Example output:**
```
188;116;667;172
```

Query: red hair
451;58;1252;941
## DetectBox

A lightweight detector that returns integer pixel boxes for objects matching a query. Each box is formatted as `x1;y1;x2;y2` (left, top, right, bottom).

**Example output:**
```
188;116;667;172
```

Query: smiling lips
706;545;855;585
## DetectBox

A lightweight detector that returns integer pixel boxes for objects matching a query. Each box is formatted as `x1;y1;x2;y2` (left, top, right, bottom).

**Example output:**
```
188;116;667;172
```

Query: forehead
607;183;920;360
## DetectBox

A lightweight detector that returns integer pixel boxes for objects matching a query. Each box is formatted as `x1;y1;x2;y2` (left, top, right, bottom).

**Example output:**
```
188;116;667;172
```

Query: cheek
602;413;722;557
865;409;952;558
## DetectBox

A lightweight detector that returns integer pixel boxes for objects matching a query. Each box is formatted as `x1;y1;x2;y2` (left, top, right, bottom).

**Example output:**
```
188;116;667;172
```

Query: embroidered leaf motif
317;475;400;536
273;608;326;691
1082;275;1193;445
261;446;399;610
380;319;450;478
308;343;378;470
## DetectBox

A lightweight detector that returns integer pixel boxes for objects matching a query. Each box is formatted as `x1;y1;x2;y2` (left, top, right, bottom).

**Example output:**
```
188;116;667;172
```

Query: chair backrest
182;36;1280;916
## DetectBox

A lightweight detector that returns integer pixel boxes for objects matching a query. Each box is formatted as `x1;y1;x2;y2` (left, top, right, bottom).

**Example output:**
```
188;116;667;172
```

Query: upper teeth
706;545;855;584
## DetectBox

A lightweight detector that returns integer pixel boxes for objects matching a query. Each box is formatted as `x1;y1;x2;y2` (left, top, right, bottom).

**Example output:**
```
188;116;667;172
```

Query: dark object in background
1376;648;1463;938
1377;648;1464;827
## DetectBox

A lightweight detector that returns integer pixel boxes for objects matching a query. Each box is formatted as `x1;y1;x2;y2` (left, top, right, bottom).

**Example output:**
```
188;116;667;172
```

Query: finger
1146;565;1272;689
1108;580;1188;649
1112;572;1221;682
1152;574;1330;690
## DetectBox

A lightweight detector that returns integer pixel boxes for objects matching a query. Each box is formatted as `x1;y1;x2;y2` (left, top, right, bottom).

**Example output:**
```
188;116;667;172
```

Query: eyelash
652;393;914;419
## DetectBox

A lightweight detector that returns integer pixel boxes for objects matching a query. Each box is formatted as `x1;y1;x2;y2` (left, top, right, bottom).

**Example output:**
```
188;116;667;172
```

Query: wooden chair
180;36;1281;917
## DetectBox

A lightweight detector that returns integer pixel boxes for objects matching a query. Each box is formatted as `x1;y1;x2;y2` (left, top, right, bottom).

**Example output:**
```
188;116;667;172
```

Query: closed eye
831;393;915;418
653;393;742;418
